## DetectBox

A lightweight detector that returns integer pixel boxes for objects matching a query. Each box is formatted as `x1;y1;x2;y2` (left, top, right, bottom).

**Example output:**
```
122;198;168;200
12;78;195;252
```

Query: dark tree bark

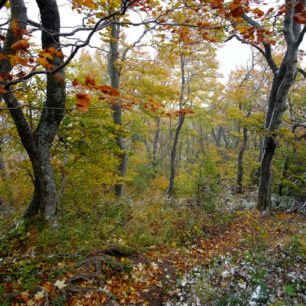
166;113;185;197
236;126;248;194
1;0;66;224
108;21;127;198
152;117;160;168
242;3;306;212
166;54;189;197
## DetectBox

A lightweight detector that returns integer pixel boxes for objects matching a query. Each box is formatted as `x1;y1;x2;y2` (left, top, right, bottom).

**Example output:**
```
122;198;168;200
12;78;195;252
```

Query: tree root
86;245;132;258
68;272;105;287
78;255;124;273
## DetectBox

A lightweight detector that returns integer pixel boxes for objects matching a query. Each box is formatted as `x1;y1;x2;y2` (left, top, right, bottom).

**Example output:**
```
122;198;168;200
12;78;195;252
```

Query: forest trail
1;210;305;305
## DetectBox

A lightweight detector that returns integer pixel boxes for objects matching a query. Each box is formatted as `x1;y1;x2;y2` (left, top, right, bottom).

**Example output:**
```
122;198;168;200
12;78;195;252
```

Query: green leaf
285;285;297;296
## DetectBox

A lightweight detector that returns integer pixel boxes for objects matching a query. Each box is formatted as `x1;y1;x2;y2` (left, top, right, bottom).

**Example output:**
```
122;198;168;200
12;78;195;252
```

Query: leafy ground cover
0;197;305;305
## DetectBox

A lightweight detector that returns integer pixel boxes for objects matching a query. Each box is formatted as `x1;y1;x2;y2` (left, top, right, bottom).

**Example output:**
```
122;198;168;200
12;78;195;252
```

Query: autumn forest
0;0;305;305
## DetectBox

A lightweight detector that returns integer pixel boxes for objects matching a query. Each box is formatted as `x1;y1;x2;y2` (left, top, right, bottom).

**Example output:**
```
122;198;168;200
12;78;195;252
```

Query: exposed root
86;246;132;258
68;272;105;287
78;255;124;273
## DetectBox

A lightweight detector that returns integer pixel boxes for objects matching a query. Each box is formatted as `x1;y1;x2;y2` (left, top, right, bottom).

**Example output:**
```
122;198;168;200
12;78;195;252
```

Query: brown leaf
72;79;80;87
76;92;91;111
293;12;306;24
295;1;305;13
0;86;7;93
11;39;29;51
85;76;96;88
99;85;119;96
230;6;244;18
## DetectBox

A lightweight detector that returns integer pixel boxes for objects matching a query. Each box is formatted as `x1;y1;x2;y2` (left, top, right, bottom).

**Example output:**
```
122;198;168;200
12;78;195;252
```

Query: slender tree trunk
166;113;185;197
152;117;160;168
167;54;189;197
236;126;248;194
1;0;66;224
109;21;127;198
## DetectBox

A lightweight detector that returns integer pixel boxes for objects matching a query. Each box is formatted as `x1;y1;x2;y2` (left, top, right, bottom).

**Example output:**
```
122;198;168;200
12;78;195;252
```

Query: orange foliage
11;39;29;51
75;92;91;111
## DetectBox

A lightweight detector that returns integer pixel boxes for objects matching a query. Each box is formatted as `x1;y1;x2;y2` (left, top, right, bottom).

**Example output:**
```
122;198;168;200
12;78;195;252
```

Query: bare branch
242;13;278;75
296;24;306;47
224;34;265;56
4;1;136;89
297;68;306;78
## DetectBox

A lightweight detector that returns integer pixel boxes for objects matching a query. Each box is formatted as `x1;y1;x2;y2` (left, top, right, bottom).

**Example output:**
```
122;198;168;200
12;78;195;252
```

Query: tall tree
108;20;127;197
240;2;306;211
0;0;138;225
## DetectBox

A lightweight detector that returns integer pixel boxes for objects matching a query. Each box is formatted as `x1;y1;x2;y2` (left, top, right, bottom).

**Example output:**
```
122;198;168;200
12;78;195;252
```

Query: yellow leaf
83;0;95;9
39;51;53;60
36;57;55;70
9;53;27;66
11;39;29;51
37;57;49;67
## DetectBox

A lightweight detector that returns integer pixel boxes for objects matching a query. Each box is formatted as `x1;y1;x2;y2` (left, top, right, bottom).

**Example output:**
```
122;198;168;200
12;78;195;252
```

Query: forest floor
0;195;305;305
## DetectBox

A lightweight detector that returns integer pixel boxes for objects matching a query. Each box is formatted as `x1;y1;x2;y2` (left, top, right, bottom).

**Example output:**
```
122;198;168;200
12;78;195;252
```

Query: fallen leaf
54;279;67;289
34;289;45;301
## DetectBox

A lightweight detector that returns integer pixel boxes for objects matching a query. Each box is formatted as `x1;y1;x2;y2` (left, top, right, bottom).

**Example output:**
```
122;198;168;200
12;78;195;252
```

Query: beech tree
0;0;138;225
235;1;306;211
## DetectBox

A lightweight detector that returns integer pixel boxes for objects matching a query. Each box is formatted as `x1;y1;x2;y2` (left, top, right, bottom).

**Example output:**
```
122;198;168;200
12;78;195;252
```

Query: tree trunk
236;126;248;194
1;0;66;224
166;54;188;197
108;21;127;198
241;4;305;212
166;113;185;197
152;117;160;168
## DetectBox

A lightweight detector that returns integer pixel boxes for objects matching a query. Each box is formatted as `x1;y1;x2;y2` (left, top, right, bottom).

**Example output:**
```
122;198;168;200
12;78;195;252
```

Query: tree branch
4;1;135;89
242;13;278;75
297;68;306;78
296;24;306;47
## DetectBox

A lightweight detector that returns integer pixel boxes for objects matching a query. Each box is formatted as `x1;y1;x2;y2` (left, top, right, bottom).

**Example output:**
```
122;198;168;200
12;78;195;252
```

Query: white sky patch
217;39;252;83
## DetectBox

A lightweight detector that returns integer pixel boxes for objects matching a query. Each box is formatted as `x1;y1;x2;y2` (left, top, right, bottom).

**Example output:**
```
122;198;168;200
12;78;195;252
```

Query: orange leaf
295;1;305;13
293;12;306;24
76;92;91;111
237;26;250;33
72;79;80;87
83;0;95;9
39;50;53;60
37;57;49;67
10;53;28;66
0;76;3;82
0;53;7;60
267;7;274;14
10;19;26;36
252;8;265;17
36;57;55;70
230;6;244;18
99;85;119;96
46;47;64;58
0;86;7;93
11;39;29;51
85;76;96;88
